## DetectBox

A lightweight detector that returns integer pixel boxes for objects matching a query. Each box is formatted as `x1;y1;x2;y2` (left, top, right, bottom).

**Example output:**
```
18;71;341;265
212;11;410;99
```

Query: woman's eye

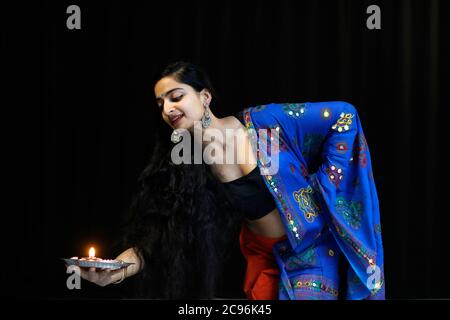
172;95;183;101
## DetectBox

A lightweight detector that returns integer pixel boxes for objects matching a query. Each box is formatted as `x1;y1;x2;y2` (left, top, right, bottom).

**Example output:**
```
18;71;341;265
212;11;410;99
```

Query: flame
89;247;95;258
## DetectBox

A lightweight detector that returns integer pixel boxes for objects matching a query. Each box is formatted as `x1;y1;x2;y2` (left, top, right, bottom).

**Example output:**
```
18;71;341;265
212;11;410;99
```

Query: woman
80;61;385;300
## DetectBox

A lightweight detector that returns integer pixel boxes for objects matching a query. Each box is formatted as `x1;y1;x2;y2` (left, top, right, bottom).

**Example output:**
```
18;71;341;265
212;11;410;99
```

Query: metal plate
62;258;134;270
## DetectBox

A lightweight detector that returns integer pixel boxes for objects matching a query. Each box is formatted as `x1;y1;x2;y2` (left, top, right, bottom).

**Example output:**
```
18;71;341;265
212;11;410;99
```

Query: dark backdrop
2;0;448;299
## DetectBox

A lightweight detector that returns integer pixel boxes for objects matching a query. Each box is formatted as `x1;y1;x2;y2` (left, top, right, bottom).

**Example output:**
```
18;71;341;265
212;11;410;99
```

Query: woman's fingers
110;269;122;277
79;267;90;280
78;267;98;282
77;267;122;286
87;267;97;281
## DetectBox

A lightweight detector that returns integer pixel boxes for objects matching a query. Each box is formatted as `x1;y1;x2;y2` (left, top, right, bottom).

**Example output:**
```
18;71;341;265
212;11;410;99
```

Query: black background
2;0;448;299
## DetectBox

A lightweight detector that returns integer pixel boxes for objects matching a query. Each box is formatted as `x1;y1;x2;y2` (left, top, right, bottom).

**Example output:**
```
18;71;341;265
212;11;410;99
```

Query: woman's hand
79;267;125;287
70;247;143;287
77;247;143;287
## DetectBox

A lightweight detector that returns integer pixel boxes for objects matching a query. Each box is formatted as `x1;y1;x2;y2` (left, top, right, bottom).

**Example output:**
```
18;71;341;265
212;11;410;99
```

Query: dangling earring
201;104;211;128
171;129;182;143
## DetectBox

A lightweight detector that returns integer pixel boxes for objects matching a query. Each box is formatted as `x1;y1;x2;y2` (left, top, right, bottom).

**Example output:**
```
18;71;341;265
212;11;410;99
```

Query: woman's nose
163;102;176;116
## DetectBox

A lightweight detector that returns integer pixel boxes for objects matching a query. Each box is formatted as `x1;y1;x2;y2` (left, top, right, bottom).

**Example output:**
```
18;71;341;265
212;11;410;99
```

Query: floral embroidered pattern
358;134;367;153
335;197;363;229
331;112;354;132
292;274;339;299
336;141;349;154
282;103;307;118
325;164;344;187
284;246;317;271
358;134;368;167
320;107;333;120
332;216;376;267
352;134;368;168
293;186;320;223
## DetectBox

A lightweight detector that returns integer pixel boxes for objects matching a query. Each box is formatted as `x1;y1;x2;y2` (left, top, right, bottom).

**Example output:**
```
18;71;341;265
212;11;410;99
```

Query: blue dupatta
239;101;385;300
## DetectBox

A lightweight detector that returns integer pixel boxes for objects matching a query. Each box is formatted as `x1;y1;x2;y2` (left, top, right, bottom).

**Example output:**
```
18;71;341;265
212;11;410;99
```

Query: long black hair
120;61;243;299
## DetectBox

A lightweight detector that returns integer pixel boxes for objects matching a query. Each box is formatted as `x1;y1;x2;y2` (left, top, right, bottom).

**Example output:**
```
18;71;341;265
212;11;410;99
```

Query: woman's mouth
170;115;184;125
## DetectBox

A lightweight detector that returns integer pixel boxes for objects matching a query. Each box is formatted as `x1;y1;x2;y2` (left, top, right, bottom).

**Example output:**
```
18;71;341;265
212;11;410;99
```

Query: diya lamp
63;245;133;270
79;247;101;262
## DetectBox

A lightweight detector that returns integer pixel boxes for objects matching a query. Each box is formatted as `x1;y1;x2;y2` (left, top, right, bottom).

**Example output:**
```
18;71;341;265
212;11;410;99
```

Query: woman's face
154;76;207;130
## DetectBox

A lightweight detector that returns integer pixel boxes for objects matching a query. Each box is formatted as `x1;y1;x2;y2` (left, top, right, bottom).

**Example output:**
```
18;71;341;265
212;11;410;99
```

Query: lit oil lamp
79;247;101;262
63;245;134;270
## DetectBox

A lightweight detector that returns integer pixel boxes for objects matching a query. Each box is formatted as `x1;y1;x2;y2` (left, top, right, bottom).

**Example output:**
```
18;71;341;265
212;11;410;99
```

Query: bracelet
113;266;127;285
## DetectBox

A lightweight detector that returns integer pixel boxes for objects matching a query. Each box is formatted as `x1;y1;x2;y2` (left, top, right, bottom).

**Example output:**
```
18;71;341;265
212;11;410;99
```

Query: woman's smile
170;114;184;126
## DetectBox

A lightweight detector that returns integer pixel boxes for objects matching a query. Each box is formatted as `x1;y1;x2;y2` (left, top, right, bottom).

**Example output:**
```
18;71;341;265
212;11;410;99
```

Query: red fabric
239;223;288;300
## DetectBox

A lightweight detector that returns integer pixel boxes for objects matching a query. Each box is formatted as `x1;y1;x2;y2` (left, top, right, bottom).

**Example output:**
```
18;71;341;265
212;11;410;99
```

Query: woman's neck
188;112;228;149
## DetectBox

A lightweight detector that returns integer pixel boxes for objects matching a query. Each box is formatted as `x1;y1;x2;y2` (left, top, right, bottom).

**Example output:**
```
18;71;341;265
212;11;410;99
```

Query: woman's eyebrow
157;87;184;100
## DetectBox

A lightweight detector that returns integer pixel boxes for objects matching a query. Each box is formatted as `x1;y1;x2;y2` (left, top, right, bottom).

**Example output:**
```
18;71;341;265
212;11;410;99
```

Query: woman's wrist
113;267;127;284
114;247;144;279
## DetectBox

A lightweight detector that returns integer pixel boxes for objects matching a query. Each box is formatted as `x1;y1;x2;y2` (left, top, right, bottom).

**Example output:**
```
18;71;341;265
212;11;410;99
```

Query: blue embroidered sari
238;101;385;300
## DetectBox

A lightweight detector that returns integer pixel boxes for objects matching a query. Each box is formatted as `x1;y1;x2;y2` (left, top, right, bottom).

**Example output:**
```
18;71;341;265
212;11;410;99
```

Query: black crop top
221;111;277;220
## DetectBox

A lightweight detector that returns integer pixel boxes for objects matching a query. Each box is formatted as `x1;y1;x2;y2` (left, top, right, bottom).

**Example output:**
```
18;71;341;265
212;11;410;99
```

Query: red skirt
239;223;288;300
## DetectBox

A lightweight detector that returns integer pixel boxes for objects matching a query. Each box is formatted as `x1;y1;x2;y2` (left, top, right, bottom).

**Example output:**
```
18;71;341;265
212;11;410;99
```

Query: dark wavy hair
119;61;243;299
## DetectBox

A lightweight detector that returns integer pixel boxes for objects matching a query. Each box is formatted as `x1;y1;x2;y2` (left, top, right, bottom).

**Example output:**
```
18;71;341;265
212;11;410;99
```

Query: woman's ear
200;89;212;107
